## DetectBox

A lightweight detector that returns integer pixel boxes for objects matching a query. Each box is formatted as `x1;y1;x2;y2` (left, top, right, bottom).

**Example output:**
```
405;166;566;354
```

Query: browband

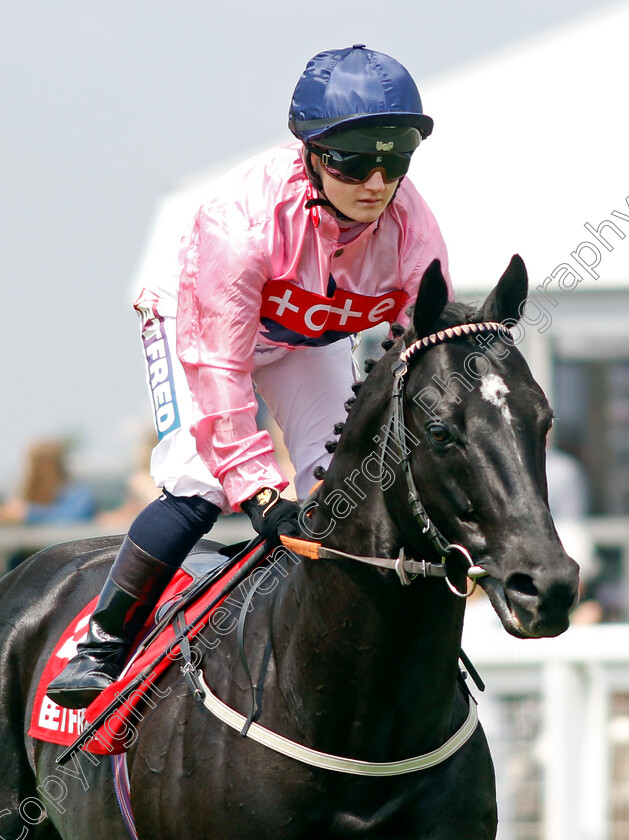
400;321;511;368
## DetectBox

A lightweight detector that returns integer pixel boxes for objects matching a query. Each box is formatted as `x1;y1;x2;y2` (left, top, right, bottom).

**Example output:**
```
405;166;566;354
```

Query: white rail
464;618;629;840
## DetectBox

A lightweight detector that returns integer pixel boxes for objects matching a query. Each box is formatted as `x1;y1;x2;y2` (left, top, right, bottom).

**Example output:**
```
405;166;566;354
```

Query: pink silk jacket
176;143;451;508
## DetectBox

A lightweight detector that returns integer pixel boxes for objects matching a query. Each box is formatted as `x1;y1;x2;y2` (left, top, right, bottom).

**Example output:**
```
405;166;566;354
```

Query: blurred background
2;1;629;837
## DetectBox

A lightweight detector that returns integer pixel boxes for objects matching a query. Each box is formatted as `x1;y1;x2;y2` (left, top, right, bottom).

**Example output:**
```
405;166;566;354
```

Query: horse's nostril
507;573;539;599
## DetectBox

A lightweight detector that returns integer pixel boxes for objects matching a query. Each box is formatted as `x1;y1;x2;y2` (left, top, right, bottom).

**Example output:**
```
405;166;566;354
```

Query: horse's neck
270;367;466;756
271;550;466;758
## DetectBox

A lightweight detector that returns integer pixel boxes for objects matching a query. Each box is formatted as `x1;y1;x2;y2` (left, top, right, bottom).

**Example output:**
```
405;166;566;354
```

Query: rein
166;540;482;778
278;536;449;586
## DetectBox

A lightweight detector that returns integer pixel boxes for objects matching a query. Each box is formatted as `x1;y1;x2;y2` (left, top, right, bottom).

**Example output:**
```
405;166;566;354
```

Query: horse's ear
412;260;449;339
482;254;528;323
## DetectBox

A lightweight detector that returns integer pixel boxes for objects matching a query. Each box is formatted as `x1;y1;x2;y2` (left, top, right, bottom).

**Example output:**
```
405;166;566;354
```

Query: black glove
241;487;301;545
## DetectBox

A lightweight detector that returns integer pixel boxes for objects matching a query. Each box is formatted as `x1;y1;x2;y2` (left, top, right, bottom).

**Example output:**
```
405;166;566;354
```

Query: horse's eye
427;423;450;444
542;413;554;437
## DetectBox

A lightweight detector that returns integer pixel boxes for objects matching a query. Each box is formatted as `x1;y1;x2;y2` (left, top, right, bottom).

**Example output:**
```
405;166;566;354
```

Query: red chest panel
260;280;408;338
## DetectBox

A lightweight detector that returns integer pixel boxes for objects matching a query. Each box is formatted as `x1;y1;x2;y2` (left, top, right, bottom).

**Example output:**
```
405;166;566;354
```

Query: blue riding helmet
289;44;434;146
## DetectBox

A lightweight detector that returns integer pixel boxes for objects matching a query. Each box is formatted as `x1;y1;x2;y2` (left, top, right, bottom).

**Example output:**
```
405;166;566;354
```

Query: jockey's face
315;161;399;224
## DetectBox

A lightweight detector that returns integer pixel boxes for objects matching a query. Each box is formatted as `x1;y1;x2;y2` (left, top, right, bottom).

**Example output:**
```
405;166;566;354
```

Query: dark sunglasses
311;147;413;184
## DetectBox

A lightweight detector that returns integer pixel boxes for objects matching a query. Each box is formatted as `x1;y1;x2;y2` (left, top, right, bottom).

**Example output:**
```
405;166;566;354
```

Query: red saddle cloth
28;548;258;754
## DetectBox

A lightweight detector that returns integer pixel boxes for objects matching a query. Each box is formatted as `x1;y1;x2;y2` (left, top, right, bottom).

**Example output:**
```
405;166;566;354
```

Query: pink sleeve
176;210;288;509
395;185;453;328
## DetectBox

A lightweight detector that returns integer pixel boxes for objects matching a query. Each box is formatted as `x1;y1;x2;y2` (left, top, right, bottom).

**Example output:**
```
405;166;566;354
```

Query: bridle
284;320;513;594
379;320;512;597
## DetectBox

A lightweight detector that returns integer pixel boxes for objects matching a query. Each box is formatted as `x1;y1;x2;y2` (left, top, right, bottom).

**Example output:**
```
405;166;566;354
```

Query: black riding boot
47;536;176;710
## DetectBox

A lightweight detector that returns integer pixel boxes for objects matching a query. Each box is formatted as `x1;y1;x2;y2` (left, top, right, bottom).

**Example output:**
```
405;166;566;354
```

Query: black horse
0;256;579;840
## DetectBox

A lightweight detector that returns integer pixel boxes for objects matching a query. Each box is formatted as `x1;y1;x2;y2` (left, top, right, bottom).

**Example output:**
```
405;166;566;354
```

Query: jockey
48;44;452;709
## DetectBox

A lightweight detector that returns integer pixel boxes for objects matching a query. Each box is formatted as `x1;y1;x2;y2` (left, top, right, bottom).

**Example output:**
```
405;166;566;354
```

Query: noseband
381;321;511;596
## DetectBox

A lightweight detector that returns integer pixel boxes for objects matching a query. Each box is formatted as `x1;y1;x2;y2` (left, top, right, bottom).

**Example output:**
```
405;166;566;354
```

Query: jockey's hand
241;487;301;546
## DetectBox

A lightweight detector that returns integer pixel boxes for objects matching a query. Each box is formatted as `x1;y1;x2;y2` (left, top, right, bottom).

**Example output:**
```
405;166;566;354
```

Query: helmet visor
317;125;421;153
311;146;413;184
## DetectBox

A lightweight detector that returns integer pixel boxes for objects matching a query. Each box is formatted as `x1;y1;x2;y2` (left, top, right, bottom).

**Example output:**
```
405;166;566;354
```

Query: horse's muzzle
479;554;580;638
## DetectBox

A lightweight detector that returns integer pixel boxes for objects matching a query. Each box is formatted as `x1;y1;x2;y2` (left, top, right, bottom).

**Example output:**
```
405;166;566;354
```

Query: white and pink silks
133;143;451;513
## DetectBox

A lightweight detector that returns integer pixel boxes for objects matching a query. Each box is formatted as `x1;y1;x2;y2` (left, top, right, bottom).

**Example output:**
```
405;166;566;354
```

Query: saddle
29;538;267;753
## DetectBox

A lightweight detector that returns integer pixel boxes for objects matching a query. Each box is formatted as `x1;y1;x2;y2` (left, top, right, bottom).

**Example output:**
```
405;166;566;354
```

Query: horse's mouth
478;576;537;639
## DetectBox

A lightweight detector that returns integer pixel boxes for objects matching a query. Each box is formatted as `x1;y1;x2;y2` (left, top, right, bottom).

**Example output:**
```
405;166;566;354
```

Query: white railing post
579;663;610;840
542;661;583;840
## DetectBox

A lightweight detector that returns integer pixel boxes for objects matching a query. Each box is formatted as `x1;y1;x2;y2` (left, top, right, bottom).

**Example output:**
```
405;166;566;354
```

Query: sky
0;0;620;491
